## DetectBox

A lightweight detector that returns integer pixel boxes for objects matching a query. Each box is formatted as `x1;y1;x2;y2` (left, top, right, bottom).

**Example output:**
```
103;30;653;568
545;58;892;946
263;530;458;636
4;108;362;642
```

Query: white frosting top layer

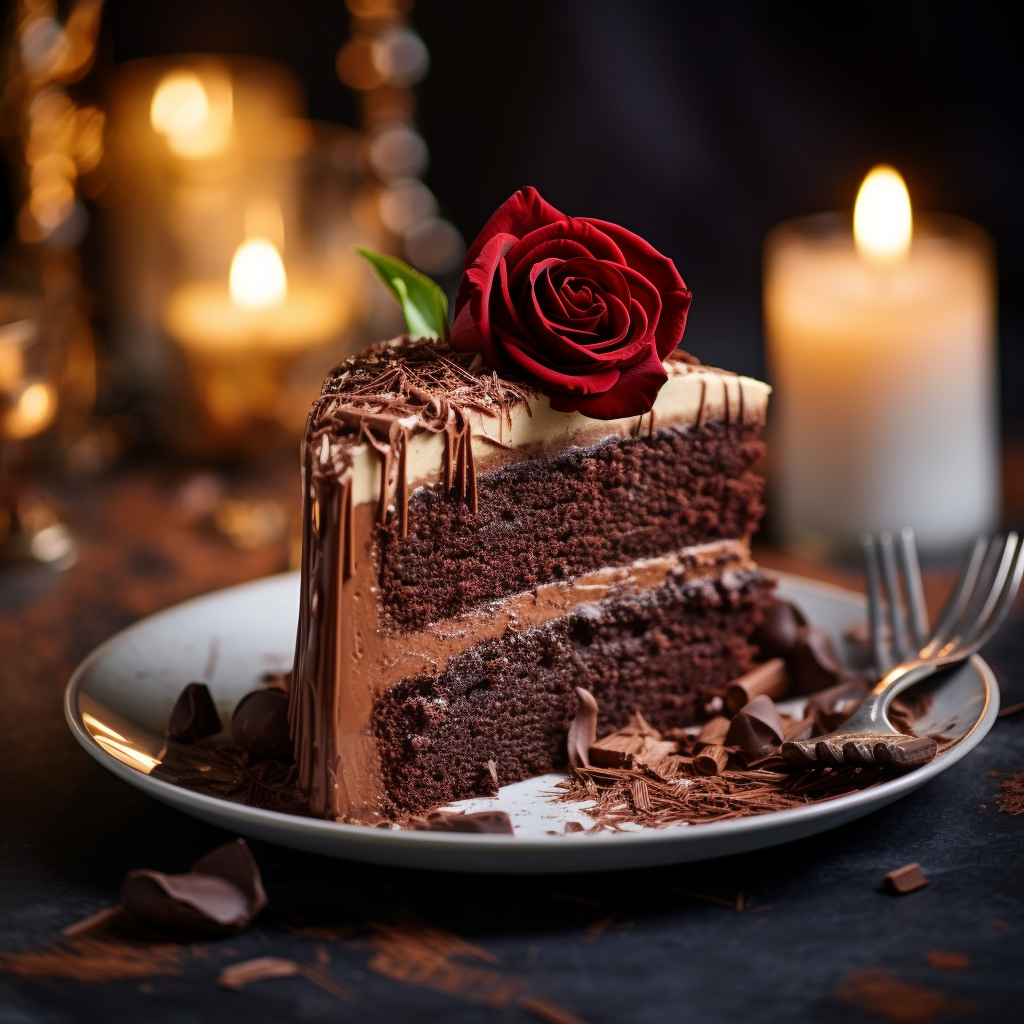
336;360;770;507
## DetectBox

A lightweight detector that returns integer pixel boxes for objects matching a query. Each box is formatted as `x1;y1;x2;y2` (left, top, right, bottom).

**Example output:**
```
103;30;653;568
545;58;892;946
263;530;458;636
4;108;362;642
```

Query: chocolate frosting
167;682;222;741
120;839;267;936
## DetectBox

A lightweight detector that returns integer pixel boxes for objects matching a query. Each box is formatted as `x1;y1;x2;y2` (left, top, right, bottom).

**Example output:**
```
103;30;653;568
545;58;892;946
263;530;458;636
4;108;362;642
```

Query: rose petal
460;187;565;274
550;345;668;420
450;232;516;366
504;218;625;276
502;341;621;395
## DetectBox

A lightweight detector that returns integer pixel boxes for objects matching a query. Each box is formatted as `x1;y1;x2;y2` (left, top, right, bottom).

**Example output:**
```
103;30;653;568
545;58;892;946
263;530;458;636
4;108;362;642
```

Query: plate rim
64;570;1000;857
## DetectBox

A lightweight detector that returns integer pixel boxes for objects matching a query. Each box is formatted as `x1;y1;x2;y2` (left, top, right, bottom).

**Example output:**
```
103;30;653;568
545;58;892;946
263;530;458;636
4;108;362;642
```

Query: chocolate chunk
790;625;842;694
724;658;790;715
589;712;677;768
751;599;806;659
725;694;784;762
695;715;731;750
218;956;301;990
566;687;598;768
167;682;222;741
408;810;514;834
805;678;870;733
232;689;293;761
882;862;929;894
693;744;729;776
121;838;268;935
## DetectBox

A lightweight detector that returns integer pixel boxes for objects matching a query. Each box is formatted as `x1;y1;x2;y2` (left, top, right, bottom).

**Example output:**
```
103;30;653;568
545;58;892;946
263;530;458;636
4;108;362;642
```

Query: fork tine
944;536;1009;653
960;533;1022;652
897;527;929;649
860;533;891;675
879;531;910;662
924;537;988;656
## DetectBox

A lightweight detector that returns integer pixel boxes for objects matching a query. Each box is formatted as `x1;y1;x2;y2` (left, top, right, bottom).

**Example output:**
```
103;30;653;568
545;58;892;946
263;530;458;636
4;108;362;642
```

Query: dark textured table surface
2;461;1023;1024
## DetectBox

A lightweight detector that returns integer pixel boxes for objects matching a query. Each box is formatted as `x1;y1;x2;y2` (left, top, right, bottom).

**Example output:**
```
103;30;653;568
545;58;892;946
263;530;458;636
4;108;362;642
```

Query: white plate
65;571;998;874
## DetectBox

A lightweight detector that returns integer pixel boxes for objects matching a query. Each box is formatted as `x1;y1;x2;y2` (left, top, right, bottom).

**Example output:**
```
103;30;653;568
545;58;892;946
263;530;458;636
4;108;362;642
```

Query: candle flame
230;238;288;308
854;165;912;268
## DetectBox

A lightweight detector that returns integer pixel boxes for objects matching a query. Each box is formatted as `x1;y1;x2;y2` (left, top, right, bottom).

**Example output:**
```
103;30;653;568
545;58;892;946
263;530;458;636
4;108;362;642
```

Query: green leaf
355;247;449;341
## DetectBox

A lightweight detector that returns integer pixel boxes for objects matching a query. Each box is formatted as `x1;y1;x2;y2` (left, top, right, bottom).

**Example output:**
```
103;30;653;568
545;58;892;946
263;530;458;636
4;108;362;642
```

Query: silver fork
782;527;1023;768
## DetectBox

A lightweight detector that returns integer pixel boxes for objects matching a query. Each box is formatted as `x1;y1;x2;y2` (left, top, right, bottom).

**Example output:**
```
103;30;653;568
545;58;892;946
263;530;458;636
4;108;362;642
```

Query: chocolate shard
724;658;790;715
782;716;816;742
566;687;598;768
751;599;806;660
805;678;870;734
882;862;929;894
167;682;222;741
695;715;731;750
589;712;678;769
790;625;842;695
121;838;268;936
218;956;302;990
408;810;514;834
693;744;729;776
725;694;784;762
231;689;293;762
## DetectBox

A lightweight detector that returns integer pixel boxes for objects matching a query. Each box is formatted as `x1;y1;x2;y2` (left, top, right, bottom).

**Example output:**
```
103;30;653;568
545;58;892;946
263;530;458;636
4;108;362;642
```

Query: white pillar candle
764;167;999;553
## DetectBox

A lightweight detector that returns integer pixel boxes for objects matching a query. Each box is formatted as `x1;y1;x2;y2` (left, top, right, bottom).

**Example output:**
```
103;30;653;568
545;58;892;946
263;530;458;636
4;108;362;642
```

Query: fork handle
840;661;939;735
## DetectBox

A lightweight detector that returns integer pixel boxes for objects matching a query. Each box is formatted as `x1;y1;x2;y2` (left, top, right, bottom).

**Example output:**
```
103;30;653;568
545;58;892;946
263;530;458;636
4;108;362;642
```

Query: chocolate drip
723;380;731;426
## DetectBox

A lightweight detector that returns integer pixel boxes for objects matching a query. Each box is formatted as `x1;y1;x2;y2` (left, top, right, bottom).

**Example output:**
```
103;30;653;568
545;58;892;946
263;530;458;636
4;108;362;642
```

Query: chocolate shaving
566;687;598;768
790;625;842;694
805;678;870;733
0;937;183;982
836;970;974;1022
725;695;784;762
167;682;222;741
693;744;729;776
61;905;126;938
218;956;350;998
407;810;514;834
695;716;731;749
751;599;806;660
882;862;929;894
724;658;789;715
121;838;267;935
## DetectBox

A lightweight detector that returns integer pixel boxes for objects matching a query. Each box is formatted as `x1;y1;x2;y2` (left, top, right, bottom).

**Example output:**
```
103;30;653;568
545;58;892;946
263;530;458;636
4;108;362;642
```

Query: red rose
451;187;691;420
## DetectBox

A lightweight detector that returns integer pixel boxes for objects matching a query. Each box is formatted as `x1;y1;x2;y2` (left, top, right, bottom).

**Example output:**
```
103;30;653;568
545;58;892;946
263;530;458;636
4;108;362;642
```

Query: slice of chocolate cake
290;337;771;822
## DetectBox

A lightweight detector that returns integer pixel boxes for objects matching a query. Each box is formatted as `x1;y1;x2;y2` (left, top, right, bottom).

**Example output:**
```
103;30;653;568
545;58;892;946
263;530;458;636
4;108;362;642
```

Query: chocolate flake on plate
167;682;223;741
121;838;268;935
231;688;293;761
881;862;929;894
725;695;784;762
693;744;729;777
695;716;731;750
588;712;678;769
805;678;870;733
750;599;806;660
407;810;515;834
790;625;842;694
724;658;789;715
566;687;598;768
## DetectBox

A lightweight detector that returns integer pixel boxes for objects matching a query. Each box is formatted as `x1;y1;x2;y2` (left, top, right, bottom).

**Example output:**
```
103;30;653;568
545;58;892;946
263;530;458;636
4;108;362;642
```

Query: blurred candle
764;166;998;552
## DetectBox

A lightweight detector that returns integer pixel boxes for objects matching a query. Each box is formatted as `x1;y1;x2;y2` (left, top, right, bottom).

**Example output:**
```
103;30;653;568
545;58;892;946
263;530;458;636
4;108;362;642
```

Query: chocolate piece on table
232;689;293;761
167;682;222;741
588;712;678;769
751;599;806;660
695;715;731;750
882;862;929;894
805;678;870;733
121;838;268;935
724;658;790;715
790;625;842;694
725;694;784;762
218;956;302;990
693;744;729;776
566;687;598;768
408;810;514;834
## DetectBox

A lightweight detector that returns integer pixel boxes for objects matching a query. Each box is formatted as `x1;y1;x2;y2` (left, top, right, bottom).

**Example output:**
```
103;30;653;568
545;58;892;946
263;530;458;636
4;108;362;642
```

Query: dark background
5;0;1022;422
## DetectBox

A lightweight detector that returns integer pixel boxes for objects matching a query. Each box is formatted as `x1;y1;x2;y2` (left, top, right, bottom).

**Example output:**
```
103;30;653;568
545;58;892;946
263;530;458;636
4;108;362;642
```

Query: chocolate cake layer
378;422;765;630
371;564;770;815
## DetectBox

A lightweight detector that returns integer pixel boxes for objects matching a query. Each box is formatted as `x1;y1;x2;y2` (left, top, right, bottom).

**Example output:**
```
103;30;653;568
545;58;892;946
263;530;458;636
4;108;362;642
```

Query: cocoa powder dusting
994;769;1024;814
836;970;975;1023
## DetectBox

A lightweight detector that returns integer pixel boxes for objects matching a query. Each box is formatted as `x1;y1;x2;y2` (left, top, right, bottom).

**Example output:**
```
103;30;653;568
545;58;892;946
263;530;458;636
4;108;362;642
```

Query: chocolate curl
725;694;785;762
805;678;870;734
232;689;293;762
167;682;222;741
695;715;731;750
751;599;806;660
693;744;729;776
589;712;677;769
567;687;598;768
790;625;842;694
121;839;267;936
724;658;790;715
408;810;514;834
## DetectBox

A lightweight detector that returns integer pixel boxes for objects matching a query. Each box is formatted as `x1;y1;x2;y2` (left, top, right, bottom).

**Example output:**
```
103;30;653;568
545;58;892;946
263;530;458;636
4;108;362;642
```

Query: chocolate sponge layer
377;422;765;631
371;564;770;816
